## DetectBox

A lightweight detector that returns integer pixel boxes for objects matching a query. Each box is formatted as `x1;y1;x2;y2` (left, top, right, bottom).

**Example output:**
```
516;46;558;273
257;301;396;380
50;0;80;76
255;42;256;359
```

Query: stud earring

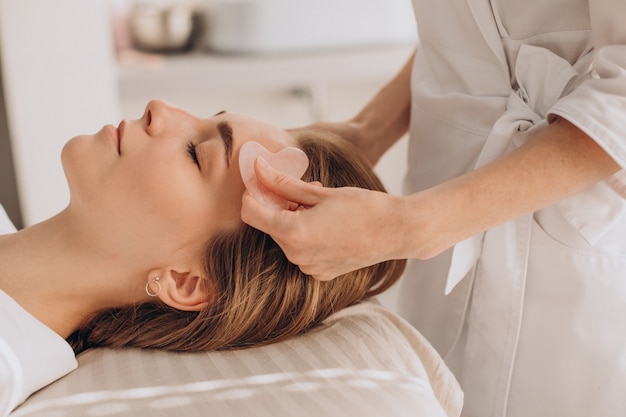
146;276;161;297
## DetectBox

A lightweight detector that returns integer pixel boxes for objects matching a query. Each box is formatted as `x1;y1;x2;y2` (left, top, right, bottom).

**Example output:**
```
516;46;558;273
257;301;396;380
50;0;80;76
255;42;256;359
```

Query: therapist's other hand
241;157;407;281
289;120;384;166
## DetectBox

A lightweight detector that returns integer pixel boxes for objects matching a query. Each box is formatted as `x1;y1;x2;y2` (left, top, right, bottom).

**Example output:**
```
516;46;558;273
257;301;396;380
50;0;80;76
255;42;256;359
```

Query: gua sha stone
239;141;309;210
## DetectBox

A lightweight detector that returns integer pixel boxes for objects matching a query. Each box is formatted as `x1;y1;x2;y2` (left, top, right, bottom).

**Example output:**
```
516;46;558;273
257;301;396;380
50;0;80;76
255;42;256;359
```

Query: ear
151;268;212;312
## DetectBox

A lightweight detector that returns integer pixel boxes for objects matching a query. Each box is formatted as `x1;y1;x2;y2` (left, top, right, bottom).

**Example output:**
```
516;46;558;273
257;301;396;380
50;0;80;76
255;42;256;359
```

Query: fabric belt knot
445;44;584;294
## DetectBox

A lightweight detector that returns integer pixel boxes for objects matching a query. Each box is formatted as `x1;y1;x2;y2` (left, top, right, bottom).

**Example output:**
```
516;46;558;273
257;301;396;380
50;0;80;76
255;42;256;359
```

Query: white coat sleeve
0;209;76;416
0;338;22;417
0;291;77;417
549;0;626;173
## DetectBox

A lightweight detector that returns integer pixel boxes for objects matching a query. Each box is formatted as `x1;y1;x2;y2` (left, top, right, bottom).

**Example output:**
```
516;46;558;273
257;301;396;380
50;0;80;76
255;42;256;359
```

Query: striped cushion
12;301;462;417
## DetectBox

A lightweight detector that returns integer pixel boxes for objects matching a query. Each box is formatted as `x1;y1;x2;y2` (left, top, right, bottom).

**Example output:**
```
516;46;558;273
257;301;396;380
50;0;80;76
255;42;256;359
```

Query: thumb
255;157;321;207
241;190;288;234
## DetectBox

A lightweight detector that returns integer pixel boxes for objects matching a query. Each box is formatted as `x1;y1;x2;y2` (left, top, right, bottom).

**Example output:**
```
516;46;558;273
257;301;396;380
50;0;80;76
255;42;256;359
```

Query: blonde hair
68;130;406;353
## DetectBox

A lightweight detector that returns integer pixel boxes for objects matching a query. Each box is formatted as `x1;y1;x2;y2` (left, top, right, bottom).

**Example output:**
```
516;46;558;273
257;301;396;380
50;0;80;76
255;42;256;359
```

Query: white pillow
12;301;462;417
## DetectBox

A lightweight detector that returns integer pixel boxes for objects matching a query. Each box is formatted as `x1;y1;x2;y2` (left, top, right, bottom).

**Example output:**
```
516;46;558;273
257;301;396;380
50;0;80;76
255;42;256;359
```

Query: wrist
349;109;377;140
343;115;384;165
384;193;432;261
362;192;409;263
398;191;458;260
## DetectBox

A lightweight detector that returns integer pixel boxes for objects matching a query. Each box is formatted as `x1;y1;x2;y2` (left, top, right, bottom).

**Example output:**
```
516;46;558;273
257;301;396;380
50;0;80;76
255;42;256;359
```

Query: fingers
241;164;387;283
241;157;323;233
241;191;289;234
300;267;337;282
255;157;321;207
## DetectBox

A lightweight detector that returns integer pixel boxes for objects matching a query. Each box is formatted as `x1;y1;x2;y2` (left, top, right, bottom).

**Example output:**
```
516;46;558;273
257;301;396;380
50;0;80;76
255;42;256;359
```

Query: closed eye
186;141;199;166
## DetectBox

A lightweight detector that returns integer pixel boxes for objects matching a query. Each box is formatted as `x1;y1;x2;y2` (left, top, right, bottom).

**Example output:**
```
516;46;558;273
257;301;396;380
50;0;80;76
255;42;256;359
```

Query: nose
142;99;197;137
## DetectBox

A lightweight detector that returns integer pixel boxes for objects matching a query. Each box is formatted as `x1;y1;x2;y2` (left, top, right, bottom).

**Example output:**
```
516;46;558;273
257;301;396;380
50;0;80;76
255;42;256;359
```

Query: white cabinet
204;0;416;53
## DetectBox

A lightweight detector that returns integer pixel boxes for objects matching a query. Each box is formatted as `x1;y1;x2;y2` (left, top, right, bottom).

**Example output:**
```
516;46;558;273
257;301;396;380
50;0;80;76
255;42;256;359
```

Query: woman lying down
0;100;448;416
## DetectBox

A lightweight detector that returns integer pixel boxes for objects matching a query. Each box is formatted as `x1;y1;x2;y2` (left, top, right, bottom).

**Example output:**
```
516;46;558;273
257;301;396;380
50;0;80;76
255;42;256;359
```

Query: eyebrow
217;120;233;168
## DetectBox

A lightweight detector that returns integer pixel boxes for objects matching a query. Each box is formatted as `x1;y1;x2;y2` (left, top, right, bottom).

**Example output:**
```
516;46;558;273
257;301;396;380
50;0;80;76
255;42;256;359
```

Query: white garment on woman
398;0;626;416
0;206;77;417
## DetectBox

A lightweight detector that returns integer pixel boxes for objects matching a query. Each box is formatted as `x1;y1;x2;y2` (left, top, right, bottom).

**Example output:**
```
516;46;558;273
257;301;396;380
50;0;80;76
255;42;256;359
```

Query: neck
0;209;143;338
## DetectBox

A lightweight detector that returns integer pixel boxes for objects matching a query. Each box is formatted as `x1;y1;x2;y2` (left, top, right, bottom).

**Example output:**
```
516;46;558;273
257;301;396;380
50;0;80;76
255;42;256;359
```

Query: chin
61;136;84;183
61;135;103;205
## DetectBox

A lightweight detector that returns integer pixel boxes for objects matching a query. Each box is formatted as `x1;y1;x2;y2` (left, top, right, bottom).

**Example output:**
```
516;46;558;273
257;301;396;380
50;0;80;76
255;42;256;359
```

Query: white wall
0;0;120;225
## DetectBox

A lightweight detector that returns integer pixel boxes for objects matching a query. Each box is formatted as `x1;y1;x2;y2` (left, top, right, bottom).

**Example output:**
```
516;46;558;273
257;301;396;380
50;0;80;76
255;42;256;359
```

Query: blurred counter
117;44;415;98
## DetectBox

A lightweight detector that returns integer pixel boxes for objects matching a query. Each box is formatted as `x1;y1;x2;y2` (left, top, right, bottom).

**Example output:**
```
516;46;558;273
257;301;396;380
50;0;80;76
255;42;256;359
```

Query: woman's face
62;100;294;267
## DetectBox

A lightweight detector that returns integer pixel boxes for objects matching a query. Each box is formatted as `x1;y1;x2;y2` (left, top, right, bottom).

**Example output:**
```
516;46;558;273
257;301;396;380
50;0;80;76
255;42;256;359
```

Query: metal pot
130;4;195;52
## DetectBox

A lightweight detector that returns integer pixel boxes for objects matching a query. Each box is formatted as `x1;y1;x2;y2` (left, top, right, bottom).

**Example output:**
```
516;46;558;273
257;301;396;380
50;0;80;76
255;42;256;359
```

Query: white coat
0;206;77;417
397;0;626;416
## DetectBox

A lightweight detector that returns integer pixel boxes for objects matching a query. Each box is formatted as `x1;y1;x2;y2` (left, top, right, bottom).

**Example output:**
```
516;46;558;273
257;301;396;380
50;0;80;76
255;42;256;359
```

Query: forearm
351;50;415;160
398;117;621;259
294;50;415;165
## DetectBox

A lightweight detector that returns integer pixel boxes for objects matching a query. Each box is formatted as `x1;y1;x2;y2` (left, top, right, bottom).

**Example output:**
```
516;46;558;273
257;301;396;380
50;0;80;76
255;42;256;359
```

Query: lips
102;124;118;155
116;120;126;155
103;121;125;155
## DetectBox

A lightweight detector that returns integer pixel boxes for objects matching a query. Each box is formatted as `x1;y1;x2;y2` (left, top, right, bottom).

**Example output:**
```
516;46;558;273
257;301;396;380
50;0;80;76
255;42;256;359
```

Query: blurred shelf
117;43;415;97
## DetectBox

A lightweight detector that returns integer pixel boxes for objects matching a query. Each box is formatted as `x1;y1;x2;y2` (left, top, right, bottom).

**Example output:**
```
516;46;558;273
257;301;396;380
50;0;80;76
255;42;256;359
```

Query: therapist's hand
241;157;407;281
290;120;383;165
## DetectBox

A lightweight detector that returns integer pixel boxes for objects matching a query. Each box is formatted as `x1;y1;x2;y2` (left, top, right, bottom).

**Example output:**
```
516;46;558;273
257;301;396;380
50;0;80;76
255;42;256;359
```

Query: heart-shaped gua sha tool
239;141;309;210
